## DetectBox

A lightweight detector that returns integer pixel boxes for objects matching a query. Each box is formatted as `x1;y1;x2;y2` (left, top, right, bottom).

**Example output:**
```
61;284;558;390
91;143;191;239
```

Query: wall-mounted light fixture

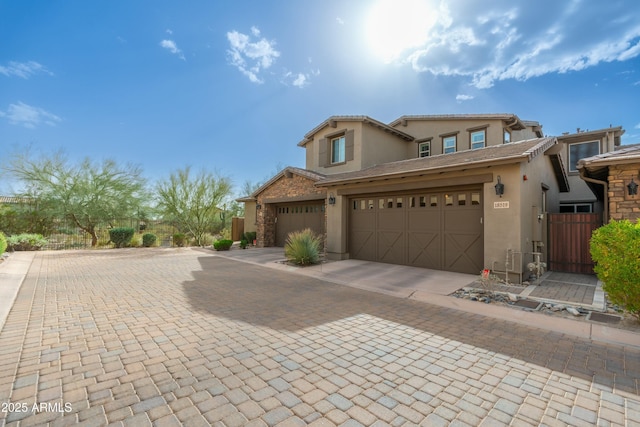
494;175;505;197
627;177;638;196
256;203;262;209
328;193;336;205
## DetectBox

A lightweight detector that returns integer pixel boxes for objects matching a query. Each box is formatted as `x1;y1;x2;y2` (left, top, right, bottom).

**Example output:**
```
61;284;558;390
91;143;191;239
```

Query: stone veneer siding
255;174;326;247
608;164;640;222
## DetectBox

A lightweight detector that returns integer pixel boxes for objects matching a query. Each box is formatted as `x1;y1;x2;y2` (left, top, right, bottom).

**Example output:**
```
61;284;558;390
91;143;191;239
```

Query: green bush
142;233;157;247
129;234;141;248
213;239;233;251
0;231;7;256
590;219;640;320
6;233;48;251
109;227;135;248
244;231;257;243
284;228;321;266
240;239;248;249
173;233;187;247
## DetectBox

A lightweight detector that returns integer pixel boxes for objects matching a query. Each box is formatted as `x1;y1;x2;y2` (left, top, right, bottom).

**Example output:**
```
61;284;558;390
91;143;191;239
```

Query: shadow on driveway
183;256;640;395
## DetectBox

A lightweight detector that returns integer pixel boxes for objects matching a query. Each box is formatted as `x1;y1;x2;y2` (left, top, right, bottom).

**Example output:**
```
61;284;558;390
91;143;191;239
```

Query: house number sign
494;201;510;209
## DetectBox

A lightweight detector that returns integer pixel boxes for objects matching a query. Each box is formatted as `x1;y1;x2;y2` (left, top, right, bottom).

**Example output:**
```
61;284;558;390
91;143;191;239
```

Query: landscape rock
566;306;581;316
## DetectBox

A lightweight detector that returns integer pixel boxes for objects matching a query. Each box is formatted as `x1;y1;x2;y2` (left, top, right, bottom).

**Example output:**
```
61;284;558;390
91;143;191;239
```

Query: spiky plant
284;228;321;266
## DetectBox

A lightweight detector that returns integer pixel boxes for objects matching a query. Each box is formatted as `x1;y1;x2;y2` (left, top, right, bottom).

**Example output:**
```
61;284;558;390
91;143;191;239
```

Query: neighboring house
556;127;624;214
240;114;625;280
577;144;640;223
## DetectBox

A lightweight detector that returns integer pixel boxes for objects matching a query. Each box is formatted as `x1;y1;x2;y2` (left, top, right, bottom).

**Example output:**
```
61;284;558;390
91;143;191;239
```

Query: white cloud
0;102;61;128
226;27;280;83
635;123;640;129
336;17;345;25
386;0;640;88
456;94;474;101
160;39;185;60
0;61;52;79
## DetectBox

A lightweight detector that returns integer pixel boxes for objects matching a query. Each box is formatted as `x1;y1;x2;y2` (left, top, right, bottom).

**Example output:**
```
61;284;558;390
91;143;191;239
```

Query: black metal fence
43;218;179;250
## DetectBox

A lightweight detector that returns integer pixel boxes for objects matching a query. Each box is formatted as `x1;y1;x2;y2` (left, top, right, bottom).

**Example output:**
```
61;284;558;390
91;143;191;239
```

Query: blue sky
1;0;640;197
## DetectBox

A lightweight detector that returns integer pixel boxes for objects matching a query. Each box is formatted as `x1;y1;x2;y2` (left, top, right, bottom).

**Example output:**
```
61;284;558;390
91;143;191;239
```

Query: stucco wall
393;118;518;155
482;165;523;276
360;125;412;168
254;173;326;247
608;165;640;222
243;201;257;233
305;122;364;174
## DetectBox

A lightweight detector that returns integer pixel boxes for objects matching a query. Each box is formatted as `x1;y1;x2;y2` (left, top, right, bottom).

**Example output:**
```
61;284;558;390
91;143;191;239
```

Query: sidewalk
0;252;34;332
212;247;640;349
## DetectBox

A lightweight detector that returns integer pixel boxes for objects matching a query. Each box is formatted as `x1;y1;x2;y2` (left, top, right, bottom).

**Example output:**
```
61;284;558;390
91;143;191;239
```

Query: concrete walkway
0;248;638;426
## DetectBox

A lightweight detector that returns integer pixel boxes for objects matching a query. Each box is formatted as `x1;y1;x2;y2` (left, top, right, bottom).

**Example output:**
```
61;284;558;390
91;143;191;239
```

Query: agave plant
284;228;321;266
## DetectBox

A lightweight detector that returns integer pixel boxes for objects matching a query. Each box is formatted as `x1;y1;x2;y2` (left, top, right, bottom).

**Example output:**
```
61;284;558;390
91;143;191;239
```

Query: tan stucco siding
360;125;411;168
243;201;257;233
393;119;513;155
482;165;522;274
305;122;363;174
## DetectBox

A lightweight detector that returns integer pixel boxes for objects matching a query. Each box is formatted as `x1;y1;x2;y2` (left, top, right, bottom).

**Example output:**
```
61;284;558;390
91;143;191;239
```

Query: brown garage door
349;190;483;274
275;202;325;247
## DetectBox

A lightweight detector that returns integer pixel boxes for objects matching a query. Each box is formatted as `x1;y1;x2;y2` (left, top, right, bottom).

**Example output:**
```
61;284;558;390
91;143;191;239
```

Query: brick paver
0;248;639;426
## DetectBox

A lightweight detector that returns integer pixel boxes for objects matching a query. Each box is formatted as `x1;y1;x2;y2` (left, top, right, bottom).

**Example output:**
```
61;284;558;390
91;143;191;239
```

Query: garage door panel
350;230;376;260
445;232;483;273
408;232;440;269
275;203;325;247
377;231;404;264
349;190;483;274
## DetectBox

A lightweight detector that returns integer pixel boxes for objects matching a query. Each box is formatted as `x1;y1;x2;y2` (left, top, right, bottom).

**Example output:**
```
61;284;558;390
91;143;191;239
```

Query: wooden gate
548;213;601;274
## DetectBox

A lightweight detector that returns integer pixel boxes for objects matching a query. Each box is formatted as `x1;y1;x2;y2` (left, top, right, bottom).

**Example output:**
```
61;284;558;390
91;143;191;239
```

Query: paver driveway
0;248;639;426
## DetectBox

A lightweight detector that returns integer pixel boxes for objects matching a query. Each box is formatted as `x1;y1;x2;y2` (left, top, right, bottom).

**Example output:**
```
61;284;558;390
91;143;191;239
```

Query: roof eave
316;154;530;187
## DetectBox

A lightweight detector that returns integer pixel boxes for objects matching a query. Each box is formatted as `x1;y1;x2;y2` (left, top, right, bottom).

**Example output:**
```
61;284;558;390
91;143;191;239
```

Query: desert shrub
244;231;257;243
129;234;141;248
142;233;157;247
6;233;48;251
213;239;233;251
219;228;232;240
284;228;321;266
590;219;640;320
173;233;187;247
0;231;7;256
109;227;135;248
240;239;248;249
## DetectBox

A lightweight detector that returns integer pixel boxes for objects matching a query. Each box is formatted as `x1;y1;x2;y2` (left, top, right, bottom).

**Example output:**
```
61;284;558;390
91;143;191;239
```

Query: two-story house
239;113;623;279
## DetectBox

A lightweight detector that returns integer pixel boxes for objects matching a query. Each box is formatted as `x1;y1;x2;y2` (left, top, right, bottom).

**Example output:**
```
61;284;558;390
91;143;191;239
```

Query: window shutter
318;138;328;167
345;130;354;162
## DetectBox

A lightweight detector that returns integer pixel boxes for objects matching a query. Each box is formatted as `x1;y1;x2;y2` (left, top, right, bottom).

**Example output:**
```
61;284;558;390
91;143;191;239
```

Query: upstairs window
331;135;346;164
504;129;511;144
443;135;456;154
471;130;486;150
418;141;431;158
569;140;599;172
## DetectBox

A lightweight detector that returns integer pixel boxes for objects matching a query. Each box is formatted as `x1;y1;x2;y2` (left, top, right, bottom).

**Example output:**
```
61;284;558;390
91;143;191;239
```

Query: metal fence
43;218;179;250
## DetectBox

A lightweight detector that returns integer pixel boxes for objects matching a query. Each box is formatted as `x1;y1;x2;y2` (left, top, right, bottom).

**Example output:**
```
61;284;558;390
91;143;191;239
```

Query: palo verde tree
4;150;147;247
155;166;232;246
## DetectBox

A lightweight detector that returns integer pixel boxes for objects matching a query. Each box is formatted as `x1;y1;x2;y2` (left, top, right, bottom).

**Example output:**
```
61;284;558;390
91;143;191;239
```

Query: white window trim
418;141;431;158
331;135;346;164
443;135;456;154
470;130;486;150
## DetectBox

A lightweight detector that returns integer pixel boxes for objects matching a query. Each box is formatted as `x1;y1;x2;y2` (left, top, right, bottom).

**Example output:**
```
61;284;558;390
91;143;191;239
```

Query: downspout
579;168;608;224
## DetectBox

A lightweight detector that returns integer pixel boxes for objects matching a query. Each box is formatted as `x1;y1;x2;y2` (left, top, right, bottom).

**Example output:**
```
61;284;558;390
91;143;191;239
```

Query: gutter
579;168;608;224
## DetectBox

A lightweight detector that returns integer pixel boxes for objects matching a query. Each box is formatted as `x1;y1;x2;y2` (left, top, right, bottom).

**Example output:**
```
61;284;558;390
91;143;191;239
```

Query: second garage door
275;202;325;247
349;189;483;274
